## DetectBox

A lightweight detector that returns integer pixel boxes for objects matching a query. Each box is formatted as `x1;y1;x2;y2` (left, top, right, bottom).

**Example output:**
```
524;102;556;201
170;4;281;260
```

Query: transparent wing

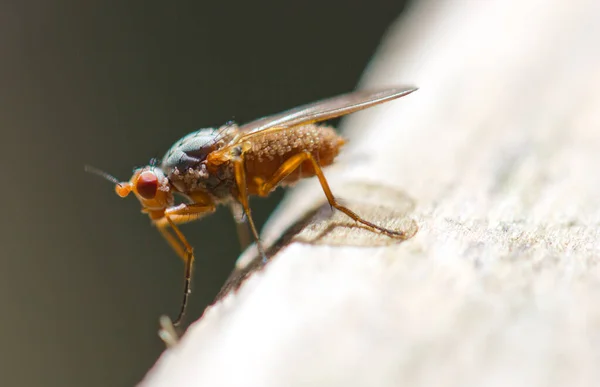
238;86;418;134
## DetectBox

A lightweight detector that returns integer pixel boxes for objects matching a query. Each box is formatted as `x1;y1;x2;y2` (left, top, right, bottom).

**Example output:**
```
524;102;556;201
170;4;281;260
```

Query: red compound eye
136;171;158;199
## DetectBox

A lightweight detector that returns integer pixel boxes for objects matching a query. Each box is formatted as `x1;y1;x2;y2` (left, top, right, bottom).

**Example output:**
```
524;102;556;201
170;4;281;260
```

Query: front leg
153;202;216;327
153;203;216;261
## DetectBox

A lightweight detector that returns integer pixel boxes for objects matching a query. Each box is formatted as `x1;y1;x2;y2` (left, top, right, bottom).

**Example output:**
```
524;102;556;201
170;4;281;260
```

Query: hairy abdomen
243;124;345;195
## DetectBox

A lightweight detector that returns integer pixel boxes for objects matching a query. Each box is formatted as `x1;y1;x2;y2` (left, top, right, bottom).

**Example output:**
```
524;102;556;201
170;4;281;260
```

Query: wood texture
141;0;600;386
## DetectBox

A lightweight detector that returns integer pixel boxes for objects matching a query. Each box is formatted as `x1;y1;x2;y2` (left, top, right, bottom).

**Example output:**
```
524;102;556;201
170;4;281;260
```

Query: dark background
0;1;409;386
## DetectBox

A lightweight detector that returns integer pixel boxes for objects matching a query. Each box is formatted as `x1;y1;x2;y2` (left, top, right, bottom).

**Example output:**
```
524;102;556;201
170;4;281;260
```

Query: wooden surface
141;0;600;386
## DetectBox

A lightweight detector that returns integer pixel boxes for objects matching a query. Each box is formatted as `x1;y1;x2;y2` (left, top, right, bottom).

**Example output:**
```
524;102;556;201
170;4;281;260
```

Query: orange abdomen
243;124;345;195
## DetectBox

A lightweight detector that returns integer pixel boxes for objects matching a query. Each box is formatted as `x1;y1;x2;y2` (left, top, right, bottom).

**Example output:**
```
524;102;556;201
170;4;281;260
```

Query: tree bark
141;0;600;386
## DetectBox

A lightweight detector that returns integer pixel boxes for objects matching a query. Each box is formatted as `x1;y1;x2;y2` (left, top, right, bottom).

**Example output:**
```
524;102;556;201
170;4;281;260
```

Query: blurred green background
1;1;408;385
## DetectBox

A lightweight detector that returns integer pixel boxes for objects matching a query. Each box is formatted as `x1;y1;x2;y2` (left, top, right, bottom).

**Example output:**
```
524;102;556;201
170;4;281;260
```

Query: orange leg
157;224;187;261
256;151;407;239
232;153;267;262
154;203;215;326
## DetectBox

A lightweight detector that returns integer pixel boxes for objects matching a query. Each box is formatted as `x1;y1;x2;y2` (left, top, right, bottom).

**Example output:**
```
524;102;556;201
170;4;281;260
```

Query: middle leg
232;152;267;262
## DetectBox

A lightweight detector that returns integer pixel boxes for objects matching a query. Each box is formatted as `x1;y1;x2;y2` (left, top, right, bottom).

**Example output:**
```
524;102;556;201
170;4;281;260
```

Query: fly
86;86;418;326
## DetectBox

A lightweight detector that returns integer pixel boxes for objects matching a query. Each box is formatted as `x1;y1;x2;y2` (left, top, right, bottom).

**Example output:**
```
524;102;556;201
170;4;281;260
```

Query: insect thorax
161;125;238;200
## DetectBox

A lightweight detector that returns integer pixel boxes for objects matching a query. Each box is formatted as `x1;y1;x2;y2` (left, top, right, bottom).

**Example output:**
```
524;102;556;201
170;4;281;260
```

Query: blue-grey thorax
161;126;238;201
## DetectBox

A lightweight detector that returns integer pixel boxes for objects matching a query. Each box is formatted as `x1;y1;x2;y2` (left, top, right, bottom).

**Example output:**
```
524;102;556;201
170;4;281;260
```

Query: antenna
84;165;122;187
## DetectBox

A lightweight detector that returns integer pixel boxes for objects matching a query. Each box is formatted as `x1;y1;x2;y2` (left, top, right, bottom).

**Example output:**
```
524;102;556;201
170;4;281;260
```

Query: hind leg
255;151;408;239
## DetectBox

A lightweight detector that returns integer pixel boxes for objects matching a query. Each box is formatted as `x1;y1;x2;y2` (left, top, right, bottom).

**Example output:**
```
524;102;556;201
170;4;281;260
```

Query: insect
87;86;417;326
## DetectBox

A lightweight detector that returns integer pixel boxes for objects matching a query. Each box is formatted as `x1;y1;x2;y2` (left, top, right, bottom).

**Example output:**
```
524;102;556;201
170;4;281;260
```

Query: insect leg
232;154;267;262
154;203;216;261
156;224;187;261
154;208;211;261
154;203;215;326
257;151;408;239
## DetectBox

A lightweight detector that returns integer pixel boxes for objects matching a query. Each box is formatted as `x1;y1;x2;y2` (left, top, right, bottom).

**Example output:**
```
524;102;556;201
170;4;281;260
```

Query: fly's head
116;166;174;212
84;163;175;215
